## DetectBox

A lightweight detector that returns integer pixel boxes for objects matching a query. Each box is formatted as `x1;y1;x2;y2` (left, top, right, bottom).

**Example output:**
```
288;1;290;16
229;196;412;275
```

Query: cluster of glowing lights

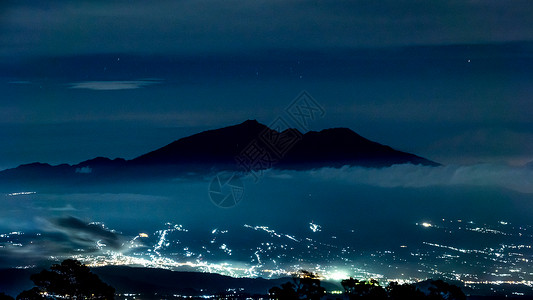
3;217;533;292
309;222;322;233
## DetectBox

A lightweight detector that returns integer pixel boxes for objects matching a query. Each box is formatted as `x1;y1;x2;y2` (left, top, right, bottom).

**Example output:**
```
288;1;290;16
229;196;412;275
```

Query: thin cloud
32;204;79;212
2;1;533;57
0;216;128;267
47;216;124;250
8;81;31;84
39;193;170;202
270;163;533;194
69;80;159;91
48;204;79;212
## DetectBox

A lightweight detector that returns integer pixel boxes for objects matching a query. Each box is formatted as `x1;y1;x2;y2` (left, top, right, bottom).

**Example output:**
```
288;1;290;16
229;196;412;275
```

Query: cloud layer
2;1;533;57
47;216;123;250
269;163;533;194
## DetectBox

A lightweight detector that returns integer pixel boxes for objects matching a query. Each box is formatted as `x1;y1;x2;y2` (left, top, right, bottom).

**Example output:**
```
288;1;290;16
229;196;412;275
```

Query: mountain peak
240;119;261;126
226;119;269;132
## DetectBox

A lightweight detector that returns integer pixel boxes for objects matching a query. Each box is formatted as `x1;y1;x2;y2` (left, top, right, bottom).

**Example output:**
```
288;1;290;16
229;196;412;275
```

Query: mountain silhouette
0;120;438;184
132;120;436;168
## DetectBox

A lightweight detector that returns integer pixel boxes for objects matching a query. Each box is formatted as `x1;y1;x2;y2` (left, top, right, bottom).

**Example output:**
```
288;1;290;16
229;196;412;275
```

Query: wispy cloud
269;163;533;194
69;80;159;90
0;216;128;268
45;216;124;250
3;1;533;57
48;204;78;212
38;193;170;203
8;80;31;84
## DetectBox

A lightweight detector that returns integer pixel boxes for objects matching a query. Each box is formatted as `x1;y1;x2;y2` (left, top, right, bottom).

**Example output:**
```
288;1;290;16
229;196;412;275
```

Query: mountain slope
132;120;269;166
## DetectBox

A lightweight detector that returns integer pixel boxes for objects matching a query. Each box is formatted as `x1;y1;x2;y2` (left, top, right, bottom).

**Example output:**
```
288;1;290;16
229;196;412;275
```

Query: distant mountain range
0;120;438;184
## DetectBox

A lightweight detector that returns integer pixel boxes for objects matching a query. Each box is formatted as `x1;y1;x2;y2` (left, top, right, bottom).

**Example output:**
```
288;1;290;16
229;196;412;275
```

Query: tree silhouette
341;278;386;299
15;288;42;300
269;270;325;300
295;270;326;300
427;280;466;300
0;293;14;300
269;282;299;300
386;281;426;300
337;277;465;300
16;259;115;300
340;277;359;294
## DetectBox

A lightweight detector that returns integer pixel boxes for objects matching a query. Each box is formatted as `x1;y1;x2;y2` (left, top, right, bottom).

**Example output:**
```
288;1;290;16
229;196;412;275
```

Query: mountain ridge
0;120;439;184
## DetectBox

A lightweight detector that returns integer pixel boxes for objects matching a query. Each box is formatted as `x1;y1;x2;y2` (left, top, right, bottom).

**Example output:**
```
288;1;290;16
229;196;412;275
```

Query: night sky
3;2;533;292
1;0;533;170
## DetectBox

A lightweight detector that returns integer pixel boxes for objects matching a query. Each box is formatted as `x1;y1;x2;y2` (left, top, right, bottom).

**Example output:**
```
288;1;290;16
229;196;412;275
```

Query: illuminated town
2;218;533;296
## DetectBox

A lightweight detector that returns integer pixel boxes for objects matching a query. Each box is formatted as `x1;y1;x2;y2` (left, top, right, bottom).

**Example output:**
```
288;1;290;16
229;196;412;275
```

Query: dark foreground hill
0;120;438;185
0;266;334;297
1;266;531;299
92;266;292;296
